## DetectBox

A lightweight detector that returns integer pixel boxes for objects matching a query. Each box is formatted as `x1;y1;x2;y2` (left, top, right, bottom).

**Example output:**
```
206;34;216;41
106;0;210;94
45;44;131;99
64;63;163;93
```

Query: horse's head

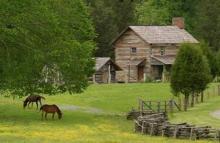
23;100;28;109
58;112;62;119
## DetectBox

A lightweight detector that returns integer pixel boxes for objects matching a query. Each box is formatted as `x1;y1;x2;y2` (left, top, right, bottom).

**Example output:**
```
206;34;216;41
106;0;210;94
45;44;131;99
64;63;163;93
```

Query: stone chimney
172;17;185;29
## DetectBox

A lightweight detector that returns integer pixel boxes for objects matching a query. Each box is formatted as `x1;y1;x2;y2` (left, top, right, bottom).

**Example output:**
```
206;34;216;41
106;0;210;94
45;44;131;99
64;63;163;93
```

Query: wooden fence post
138;98;141;111
218;85;220;96
141;101;144;116
169;100;173;113
165;101;167;113
173;126;178;138
158;102;161;112
215;130;220;142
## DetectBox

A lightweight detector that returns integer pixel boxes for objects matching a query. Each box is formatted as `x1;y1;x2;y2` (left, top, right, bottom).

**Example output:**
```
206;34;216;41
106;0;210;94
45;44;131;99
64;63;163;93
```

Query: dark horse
23;94;45;109
40;104;62;120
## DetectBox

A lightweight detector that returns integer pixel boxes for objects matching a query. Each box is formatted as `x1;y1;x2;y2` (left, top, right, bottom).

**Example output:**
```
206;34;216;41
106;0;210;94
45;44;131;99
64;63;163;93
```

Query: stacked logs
127;109;155;120
134;112;168;135
134;112;220;140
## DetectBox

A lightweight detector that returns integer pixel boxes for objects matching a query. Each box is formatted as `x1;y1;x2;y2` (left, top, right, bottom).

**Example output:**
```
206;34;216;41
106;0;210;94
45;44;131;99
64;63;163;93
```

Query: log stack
134;112;220;140
127;109;155;120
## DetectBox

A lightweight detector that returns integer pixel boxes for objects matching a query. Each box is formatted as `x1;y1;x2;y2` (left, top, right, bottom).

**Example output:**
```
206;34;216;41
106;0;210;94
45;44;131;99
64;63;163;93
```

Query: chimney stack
172;17;185;29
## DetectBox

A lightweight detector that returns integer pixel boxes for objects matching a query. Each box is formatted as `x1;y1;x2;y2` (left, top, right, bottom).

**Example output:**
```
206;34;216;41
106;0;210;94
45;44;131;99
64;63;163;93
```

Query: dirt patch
59;104;125;116
59;104;104;114
210;109;220;119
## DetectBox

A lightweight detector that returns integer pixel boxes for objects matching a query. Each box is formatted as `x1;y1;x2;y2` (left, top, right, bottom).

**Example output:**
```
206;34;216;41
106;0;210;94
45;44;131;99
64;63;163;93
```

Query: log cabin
112;18;199;82
93;57;122;83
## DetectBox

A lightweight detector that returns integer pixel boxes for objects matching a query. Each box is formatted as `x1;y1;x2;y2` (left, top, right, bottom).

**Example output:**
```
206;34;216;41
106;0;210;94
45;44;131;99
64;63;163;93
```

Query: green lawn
0;83;219;143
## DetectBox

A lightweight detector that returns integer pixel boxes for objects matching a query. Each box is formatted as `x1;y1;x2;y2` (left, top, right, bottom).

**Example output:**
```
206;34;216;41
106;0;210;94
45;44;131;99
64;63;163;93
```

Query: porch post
93;74;96;84
108;64;111;84
162;64;166;82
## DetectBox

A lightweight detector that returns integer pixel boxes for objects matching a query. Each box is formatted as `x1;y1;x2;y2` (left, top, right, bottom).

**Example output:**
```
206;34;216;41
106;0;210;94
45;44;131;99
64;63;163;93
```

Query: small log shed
93;57;122;84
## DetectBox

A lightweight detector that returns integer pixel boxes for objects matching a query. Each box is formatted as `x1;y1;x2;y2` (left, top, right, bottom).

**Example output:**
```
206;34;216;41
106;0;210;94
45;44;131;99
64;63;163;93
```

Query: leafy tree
135;0;199;30
195;0;220;51
171;43;211;111
136;0;171;25
0;0;96;96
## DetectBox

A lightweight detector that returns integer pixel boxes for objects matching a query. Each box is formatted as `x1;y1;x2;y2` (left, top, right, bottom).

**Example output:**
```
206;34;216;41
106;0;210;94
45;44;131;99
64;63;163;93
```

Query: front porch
151;55;175;82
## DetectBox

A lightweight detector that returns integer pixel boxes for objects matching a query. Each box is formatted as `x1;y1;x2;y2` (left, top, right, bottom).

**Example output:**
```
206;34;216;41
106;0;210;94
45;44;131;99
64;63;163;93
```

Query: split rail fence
134;112;220;141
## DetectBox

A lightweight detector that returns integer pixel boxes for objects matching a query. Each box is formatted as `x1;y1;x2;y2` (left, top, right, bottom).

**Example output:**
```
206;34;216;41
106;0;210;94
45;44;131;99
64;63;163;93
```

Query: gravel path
59;104;105;114
210;109;220;119
58;104;125;116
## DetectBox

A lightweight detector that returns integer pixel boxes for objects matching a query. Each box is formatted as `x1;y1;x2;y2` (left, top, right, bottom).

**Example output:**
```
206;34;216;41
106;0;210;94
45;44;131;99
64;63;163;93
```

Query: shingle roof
129;26;198;44
95;57;122;71
151;55;176;65
130;59;146;66
95;57;111;71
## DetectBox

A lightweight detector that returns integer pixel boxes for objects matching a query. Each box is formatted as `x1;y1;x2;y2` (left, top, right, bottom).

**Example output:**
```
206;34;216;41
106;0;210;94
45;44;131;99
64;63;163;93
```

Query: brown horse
40;104;62;120
23;94;45;109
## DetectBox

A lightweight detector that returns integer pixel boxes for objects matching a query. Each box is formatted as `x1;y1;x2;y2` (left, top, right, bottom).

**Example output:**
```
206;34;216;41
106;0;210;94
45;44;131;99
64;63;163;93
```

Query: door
138;66;144;82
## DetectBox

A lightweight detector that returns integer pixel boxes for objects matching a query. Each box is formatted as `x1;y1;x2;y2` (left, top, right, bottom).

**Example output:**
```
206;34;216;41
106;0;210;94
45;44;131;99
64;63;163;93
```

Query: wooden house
112;18;199;82
93;57;122;84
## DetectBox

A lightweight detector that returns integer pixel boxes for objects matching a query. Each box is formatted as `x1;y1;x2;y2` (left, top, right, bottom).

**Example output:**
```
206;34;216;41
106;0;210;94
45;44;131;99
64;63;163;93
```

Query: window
160;47;165;55
131;47;137;53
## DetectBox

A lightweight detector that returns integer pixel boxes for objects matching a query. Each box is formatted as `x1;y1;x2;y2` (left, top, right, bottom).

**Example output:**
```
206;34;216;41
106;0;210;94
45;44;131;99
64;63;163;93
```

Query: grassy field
0;83;220;143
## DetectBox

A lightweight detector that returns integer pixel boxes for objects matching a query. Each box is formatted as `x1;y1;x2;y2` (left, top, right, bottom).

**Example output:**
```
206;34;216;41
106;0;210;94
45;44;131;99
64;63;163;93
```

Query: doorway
138;66;144;82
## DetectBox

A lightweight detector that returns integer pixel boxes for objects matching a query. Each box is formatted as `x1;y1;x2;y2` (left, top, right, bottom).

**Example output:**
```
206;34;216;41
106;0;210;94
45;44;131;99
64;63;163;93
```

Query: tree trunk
178;96;182;111
195;93;199;104
201;92;204;103
191;93;194;107
184;95;189;111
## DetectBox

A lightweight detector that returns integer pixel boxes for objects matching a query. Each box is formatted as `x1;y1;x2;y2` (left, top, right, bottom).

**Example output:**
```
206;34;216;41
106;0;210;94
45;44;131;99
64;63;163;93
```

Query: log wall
151;44;179;56
114;29;151;82
113;29;180;82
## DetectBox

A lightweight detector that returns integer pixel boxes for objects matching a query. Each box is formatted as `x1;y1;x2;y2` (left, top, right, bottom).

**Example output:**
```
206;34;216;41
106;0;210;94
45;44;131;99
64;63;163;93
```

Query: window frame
131;47;137;54
160;47;165;56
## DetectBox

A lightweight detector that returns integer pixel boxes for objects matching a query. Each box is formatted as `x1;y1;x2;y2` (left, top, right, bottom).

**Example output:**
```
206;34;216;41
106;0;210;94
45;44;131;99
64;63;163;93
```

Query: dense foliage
88;0;137;57
171;43;211;111
0;0;95;95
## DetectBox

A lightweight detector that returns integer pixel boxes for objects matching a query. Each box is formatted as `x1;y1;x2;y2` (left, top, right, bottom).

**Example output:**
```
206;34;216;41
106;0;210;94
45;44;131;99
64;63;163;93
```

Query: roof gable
95;57;122;71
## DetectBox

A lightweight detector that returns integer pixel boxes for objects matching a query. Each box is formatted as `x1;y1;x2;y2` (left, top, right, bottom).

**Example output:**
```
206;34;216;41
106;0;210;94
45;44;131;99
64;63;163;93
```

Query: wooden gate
138;99;181;114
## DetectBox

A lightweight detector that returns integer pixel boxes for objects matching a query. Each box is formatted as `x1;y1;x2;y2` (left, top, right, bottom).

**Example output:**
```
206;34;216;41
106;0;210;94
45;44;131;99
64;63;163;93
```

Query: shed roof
151;55;176;65
112;26;198;44
95;57;122;71
130;59;146;66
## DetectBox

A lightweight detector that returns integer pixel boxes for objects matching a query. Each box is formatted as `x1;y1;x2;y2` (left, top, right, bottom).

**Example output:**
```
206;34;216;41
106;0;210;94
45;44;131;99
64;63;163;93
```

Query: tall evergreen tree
171;43;211;111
